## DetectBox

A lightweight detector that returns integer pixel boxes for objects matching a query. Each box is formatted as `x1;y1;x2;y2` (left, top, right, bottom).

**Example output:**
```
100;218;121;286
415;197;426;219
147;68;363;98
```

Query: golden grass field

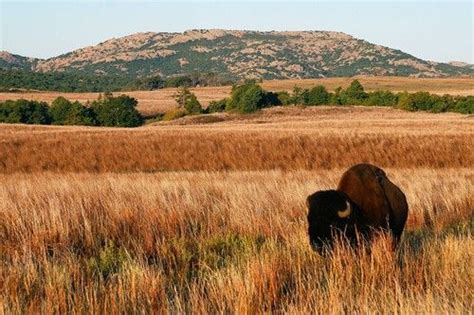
1;76;474;115
0;90;473;312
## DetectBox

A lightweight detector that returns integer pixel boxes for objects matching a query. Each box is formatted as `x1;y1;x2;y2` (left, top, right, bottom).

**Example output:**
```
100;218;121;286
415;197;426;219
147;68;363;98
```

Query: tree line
0;69;233;92
131;72;233;90
0;69;132;92
160;80;472;122
200;79;474;114
0;94;143;127
1;80;472;127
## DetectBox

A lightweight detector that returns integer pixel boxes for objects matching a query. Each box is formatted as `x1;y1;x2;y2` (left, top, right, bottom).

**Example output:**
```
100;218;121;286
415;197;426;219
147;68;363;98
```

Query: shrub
365;91;398;106
305;85;330;105
184;94;202;114
91;95;143;127
163;108;187;121
226;82;266;113
329;87;343;105
290;86;308;105
398;91;436;111
0;100;16;123
453;96;474;114
341;80;368;104
174;87;202;114
207;98;228;113
0;99;51;124
238;85;263;113
276;91;291;105
430;95;455;113
50;97;96;125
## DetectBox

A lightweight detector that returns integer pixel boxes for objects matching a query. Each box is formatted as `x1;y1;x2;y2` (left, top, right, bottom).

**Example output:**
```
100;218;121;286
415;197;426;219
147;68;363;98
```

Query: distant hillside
1;29;473;83
0;52;39;71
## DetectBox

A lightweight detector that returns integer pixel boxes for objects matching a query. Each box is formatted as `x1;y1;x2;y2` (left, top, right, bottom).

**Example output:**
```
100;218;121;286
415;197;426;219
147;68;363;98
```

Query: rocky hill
0;52;39;71
1;29;473;79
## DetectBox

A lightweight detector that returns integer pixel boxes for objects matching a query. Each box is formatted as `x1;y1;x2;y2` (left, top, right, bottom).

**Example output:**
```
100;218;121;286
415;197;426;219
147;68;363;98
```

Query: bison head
306;190;366;252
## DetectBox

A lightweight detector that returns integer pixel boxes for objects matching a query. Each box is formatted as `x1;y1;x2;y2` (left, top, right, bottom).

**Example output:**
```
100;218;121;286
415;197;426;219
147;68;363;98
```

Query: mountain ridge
1;29;473;79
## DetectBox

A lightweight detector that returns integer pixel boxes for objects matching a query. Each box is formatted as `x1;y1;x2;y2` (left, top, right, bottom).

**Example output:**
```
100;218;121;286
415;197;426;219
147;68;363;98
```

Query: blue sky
1;1;473;63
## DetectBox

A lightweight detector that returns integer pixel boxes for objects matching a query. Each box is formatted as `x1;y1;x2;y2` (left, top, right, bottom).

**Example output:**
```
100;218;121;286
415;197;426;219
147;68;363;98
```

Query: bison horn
337;201;352;218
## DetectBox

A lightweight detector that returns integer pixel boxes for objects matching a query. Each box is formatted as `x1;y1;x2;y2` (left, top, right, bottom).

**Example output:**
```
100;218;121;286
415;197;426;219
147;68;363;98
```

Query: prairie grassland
0;170;472;313
1;76;473;115
0;106;473;173
0;106;473;313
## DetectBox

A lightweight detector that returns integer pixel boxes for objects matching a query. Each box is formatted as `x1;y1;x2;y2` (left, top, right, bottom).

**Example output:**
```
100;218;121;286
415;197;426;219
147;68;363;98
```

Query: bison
307;164;408;252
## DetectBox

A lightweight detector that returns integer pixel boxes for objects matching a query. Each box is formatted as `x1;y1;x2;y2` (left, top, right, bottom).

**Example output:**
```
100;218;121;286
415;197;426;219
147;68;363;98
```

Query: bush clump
174;87;202;114
226;81;281;113
340;79;368;105
50;96;96;125
207;98;228;113
289;86;308;105
0;94;143;127
398;92;437;111
365;91;398;106
91;94;143;127
306;85;330;105
276;91;291;105
0;99;51;124
453;96;474;114
226;82;266;113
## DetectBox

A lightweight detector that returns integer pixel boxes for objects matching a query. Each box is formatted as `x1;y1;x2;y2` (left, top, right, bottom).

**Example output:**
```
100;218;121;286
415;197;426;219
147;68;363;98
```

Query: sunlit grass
1;106;472;313
0;170;472;313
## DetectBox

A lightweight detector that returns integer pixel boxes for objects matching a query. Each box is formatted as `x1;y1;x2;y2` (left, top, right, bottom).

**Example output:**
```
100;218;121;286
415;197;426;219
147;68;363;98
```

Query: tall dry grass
0;170;472;313
0;107;472;173
0;105;473;313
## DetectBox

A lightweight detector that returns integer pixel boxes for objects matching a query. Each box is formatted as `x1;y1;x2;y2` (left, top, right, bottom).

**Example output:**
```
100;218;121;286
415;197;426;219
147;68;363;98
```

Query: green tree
91;95;143;127
290;86;308;105
276;91;291;105
430;94;454;113
184;94;202;114
0;99;51;124
453;96;474;114
239;85;263;113
50;97;95;125
0;100;15;123
343;80;368;104
207;98;228;113
306;85;330;105
329;87;343;105
226;82;266;113
174;87;202;114
398;92;435;111
364;91;398;106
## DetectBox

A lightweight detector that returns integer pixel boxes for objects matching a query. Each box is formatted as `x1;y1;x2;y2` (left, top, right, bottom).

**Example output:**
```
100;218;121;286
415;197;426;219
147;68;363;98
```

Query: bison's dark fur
307;164;409;252
307;190;369;251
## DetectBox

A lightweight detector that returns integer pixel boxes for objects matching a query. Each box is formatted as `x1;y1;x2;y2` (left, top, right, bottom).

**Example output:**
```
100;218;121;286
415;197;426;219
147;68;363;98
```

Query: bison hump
337;164;390;227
